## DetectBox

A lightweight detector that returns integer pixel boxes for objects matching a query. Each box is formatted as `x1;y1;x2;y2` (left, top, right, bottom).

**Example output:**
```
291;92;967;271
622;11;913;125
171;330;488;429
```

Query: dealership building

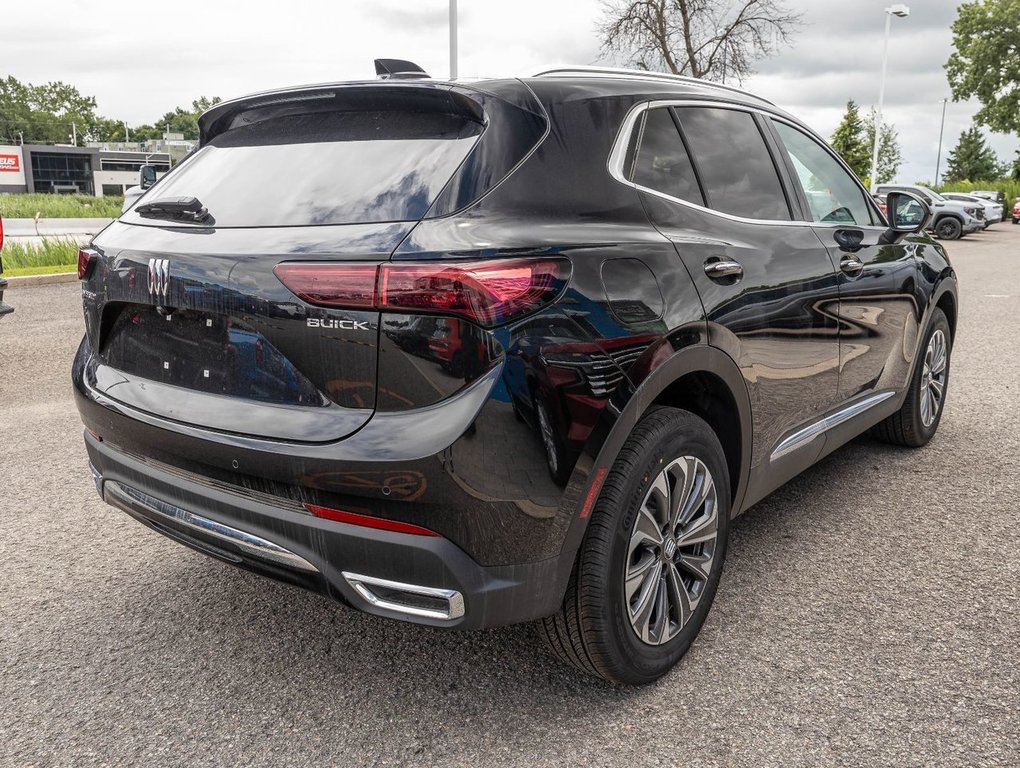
0;135;192;196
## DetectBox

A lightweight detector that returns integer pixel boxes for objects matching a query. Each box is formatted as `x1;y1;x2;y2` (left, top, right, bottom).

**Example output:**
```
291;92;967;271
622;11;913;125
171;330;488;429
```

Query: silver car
942;192;1003;226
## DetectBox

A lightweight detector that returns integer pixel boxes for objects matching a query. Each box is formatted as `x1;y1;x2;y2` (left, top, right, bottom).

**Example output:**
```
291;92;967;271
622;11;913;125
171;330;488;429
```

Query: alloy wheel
625;456;719;646
920;329;948;428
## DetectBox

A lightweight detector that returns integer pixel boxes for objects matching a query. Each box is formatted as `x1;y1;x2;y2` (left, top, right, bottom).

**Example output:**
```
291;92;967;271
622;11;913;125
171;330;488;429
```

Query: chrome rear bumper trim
104;479;319;573
342;571;465;621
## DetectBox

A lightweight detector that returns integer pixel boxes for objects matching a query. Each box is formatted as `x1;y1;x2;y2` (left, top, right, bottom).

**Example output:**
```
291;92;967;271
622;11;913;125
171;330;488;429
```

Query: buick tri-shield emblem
147;258;170;302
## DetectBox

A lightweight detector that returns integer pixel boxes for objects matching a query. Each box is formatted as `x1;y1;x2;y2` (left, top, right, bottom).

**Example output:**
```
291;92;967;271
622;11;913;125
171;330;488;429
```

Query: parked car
121;164;163;212
74;64;958;685
1013;198;1020;224
875;183;982;240
0;214;11;318
971;189;1004;205
941;192;1002;226
872;193;888;218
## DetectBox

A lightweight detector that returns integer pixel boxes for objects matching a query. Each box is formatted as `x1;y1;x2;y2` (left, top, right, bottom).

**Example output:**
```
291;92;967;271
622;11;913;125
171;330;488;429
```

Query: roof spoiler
374;58;430;80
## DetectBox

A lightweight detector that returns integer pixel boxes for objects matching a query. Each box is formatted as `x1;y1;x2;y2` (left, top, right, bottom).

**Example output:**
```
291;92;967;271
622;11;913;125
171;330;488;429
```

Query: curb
6;272;78;286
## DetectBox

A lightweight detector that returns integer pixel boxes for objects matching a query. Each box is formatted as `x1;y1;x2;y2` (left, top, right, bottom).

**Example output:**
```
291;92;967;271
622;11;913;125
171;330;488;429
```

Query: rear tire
934;217;963;240
540;406;730;685
871;308;951;447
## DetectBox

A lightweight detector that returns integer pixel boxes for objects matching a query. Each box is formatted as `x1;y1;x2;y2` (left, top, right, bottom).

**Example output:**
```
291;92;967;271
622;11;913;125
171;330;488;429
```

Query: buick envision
74;66;957;684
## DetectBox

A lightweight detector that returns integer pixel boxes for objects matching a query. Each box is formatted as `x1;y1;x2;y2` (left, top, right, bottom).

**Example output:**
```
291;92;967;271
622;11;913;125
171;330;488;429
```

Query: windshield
123;109;482;227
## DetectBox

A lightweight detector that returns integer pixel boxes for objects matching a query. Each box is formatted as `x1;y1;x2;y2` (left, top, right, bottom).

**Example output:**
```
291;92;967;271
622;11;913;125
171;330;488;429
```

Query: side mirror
139;165;158;190
879;190;931;244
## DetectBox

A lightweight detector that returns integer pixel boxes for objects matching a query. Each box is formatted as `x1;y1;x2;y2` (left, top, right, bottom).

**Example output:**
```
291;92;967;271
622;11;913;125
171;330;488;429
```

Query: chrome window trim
607;99;886;229
770;390;897;461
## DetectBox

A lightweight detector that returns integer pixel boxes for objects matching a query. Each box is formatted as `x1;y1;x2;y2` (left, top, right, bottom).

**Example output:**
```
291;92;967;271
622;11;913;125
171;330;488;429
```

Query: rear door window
772;121;875;225
124;109;482;227
674;107;791;220
630;108;704;207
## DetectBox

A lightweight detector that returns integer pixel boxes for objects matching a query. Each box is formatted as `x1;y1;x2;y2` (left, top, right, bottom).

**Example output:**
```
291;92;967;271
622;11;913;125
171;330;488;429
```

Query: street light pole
934;98;948;186
449;0;458;80
869;5;909;192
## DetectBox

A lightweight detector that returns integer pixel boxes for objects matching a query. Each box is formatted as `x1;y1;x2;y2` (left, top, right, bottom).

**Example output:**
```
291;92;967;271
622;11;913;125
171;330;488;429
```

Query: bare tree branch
598;0;802;83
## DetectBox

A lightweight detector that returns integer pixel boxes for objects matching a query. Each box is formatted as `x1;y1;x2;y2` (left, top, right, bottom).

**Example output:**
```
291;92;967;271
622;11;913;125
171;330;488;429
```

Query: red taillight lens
272;262;378;308
380;259;567;327
77;248;96;280
275;258;569;328
304;503;440;536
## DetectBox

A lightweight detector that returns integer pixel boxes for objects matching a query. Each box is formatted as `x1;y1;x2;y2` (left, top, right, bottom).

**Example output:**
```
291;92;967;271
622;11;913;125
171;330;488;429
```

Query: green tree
1012;149;1020;181
0;75;99;144
945;0;1020;134
830;100;869;179
943;125;1006;182
863;108;902;184
154;97;222;140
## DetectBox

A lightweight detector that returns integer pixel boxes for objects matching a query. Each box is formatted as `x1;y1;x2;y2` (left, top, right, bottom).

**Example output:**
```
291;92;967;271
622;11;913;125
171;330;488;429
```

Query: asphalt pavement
1;225;1018;767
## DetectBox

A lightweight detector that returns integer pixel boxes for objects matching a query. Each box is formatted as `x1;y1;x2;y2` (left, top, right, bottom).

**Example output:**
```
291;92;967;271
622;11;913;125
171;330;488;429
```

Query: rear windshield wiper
135;196;213;224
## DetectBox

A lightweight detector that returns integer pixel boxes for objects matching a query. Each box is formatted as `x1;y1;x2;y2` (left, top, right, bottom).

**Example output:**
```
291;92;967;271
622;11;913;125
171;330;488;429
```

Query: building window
100;160;170;172
30;152;94;195
102;184;126;197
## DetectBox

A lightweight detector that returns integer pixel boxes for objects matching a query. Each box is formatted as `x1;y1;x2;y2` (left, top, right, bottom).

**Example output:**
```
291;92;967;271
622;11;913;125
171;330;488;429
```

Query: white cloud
3;0;1015;182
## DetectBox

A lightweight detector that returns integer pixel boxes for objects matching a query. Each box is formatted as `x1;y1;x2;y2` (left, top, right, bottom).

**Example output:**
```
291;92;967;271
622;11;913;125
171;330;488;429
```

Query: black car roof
198;68;801;145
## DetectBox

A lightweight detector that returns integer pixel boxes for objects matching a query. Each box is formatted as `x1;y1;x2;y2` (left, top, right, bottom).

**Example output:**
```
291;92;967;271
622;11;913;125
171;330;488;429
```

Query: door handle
840;257;865;275
704;259;743;281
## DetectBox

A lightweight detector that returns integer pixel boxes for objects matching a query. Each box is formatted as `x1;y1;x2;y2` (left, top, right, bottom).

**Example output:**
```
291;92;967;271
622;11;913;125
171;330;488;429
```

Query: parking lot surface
1;226;1018;767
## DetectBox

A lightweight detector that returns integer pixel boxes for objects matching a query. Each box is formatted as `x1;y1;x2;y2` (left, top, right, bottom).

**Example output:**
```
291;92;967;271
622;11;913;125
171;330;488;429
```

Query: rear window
631;108;704;207
126;109;482;227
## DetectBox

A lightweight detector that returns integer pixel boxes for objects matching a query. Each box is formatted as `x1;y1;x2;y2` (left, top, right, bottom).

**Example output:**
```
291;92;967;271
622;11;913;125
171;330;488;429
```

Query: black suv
74;66;957;684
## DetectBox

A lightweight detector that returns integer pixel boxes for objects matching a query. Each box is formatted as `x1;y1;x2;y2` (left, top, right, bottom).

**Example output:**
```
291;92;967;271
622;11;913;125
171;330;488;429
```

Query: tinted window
674;108;790;220
124;110;482;227
631;108;704;206
774;122;874;225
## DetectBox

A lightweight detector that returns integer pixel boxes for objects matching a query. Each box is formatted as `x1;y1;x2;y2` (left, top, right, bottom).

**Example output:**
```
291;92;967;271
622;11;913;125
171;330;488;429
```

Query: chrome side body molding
771;390;897;461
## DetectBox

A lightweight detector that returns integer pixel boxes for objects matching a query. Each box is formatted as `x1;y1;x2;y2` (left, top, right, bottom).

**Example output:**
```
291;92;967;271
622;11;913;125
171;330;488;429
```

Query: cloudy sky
4;0;1016;183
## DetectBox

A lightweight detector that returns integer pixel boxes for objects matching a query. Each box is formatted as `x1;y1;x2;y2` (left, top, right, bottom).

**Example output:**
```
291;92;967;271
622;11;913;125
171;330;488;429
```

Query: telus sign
0;146;26;186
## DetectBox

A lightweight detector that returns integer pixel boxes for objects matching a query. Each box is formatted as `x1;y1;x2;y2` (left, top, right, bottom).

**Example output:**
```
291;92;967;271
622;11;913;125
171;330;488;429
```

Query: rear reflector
78;248;97;280
275;258;569;328
304;503;440;536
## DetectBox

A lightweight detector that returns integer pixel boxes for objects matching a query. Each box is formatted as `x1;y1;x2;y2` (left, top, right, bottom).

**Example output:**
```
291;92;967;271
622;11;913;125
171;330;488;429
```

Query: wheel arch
550;343;752;599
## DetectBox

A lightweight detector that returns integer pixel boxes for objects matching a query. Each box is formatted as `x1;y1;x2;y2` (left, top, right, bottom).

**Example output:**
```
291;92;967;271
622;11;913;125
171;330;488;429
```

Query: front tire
871;308;951;447
934;217;963;240
540;407;730;684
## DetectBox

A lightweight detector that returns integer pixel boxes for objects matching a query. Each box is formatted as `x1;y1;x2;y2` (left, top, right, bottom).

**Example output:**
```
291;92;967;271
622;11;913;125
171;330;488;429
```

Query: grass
0;193;123;219
934;179;1020;205
3;263;77;277
1;238;80;276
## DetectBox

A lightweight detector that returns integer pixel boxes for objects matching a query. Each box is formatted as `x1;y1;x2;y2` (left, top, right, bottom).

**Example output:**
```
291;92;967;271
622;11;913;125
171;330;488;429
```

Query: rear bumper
85;432;564;629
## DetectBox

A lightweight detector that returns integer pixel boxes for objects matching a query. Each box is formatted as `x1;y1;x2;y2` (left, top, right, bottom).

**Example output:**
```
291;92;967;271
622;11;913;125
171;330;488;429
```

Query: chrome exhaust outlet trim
342;571;465;621
89;462;103;496
104;480;319;573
